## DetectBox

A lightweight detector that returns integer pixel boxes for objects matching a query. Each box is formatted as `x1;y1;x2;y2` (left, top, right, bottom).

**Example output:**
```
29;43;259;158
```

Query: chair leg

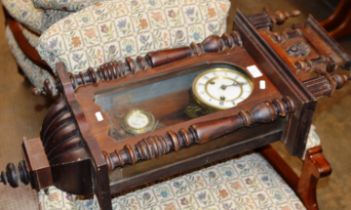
297;146;332;210
259;145;332;210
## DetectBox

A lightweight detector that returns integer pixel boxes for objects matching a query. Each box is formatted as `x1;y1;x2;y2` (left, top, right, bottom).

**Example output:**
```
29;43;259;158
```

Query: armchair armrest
260;138;331;210
298;146;331;210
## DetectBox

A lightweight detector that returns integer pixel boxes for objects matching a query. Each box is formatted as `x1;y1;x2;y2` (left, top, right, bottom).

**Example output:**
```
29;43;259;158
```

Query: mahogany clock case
1;10;350;210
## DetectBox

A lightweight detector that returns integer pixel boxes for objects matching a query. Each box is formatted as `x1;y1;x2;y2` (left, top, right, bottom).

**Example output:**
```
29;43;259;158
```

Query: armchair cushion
5;26;57;95
32;0;105;12
2;0;71;34
36;0;231;74
39;153;306;210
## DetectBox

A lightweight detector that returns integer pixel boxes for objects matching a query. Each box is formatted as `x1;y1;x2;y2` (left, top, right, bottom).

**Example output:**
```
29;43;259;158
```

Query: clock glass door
94;64;255;140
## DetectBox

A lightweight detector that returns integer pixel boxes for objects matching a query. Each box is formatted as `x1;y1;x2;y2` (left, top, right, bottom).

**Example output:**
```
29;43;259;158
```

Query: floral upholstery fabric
2;0;71;34
37;0;231;74
5;26;58;96
32;0;106;12
39;153;306;210
21;25;41;48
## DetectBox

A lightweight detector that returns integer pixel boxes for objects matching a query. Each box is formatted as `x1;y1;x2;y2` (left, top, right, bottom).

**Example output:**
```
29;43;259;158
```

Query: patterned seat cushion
5;26;57;96
37;0;231;74
2;0;71;34
32;0;106;12
39;153;306;210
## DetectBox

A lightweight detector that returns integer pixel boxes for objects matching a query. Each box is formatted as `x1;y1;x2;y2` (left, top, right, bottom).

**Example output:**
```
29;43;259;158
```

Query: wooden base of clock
1;9;350;210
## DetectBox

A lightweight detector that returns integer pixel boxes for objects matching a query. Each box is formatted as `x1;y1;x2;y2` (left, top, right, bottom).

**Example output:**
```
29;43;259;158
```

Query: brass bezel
192;66;254;111
121;109;158;135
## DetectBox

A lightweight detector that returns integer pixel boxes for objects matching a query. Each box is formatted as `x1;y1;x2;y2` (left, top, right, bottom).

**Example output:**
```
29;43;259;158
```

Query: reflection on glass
94;64;252;140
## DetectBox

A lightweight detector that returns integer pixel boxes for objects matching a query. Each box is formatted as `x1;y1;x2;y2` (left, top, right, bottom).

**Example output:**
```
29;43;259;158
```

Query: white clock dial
192;67;253;110
126;111;150;130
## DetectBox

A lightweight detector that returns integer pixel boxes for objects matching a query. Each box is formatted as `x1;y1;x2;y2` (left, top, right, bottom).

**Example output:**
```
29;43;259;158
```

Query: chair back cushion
32;0;105;11
2;0;71;33
37;0;231;74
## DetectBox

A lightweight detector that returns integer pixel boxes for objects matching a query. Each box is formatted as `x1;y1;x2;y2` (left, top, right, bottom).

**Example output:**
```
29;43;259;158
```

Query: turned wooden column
104;97;296;170
69;32;243;90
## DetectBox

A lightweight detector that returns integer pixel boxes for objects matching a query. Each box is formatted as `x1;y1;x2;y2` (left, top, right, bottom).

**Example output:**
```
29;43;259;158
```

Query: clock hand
220;81;244;90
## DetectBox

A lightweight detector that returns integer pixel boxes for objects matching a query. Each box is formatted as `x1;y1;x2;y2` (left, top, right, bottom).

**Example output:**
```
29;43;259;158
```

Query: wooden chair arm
3;7;51;72
320;0;350;30
297;146;332;210
259;145;331;210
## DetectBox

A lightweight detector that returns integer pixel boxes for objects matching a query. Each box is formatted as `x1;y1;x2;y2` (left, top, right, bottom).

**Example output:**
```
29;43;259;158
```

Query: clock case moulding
1;10;351;210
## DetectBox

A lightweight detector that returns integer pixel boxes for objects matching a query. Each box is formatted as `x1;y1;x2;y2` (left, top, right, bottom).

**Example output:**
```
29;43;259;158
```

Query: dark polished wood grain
105;98;295;170
68;32;243;91
0;9;350;210
320;0;351;39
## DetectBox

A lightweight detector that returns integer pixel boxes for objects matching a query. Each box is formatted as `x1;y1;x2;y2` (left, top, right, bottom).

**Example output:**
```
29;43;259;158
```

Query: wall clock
1;10;350;210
